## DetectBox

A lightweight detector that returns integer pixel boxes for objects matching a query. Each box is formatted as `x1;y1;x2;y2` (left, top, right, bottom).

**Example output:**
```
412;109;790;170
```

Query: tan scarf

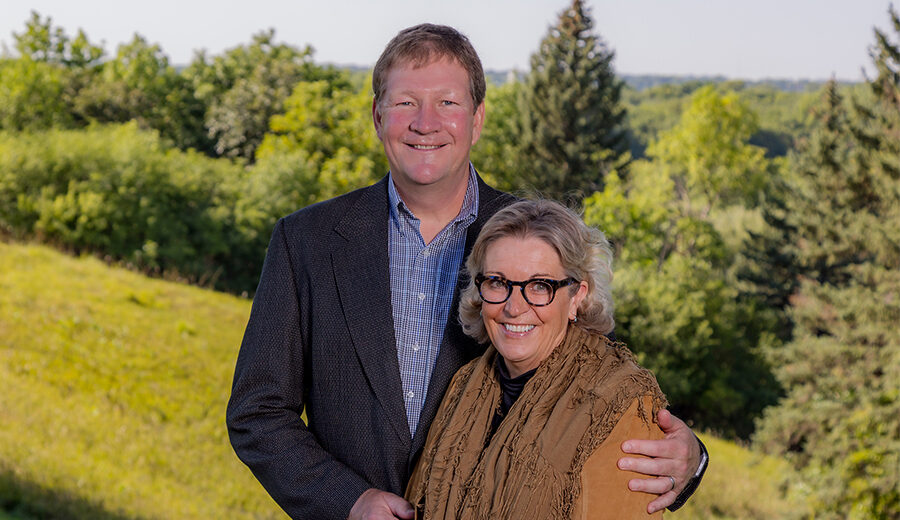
406;325;667;520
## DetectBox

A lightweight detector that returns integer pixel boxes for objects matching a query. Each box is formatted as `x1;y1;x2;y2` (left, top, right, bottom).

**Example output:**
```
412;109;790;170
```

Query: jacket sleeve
576;396;664;520
226;218;371;520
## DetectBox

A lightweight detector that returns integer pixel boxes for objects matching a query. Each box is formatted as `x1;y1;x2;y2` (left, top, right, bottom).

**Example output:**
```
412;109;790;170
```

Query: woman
406;199;667;519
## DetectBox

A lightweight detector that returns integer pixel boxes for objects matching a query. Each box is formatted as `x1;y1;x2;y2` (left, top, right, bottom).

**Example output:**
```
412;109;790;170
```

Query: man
227;24;707;520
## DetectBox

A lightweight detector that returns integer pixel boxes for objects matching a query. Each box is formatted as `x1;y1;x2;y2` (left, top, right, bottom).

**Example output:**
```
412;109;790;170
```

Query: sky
1;0;895;82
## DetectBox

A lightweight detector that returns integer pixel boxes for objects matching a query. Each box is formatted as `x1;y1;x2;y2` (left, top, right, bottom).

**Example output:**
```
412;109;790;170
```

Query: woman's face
480;235;588;378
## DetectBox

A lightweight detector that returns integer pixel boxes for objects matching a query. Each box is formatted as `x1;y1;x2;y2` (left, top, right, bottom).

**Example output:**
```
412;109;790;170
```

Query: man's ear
372;98;384;140
470;102;486;146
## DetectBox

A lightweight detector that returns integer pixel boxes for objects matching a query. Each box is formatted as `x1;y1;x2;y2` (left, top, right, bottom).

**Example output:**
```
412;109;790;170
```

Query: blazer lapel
332;178;412;448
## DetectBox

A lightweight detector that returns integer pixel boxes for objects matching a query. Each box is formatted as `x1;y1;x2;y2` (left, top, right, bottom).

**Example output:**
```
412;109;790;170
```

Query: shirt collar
388;164;480;226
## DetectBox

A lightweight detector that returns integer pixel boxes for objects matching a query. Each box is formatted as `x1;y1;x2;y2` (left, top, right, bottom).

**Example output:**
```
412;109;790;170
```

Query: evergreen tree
517;0;627;200
752;10;900;517
739;81;855;341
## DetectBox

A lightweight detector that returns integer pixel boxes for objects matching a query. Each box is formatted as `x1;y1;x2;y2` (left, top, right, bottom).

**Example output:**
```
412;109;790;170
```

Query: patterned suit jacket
226;174;515;519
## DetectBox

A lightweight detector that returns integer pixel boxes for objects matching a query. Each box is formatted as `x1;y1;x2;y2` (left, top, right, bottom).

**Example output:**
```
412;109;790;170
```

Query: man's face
373;57;485;197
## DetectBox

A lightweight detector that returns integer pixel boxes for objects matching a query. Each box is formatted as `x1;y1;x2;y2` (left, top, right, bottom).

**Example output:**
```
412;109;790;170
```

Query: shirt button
422;250;430;258
412;343;420;352
418;292;426;301
406;391;415;399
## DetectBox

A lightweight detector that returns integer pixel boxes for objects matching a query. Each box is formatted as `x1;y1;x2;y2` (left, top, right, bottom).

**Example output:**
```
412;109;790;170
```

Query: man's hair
373;24;486;110
459;199;616;343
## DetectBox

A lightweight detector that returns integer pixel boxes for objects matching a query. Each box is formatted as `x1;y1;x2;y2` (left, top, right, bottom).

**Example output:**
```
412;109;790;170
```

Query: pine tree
516;0;627;200
739;81;856;341
752;10;900;518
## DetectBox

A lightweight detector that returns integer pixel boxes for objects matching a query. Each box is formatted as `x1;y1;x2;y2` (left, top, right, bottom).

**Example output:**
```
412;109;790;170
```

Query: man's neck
393;171;471;245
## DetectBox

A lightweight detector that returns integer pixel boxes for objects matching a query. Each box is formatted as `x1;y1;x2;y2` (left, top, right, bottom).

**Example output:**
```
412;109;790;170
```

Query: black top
487;357;537;442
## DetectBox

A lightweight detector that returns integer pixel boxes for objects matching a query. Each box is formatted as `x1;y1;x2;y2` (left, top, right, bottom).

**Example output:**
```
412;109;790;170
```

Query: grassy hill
0;241;802;519
0;241;285;519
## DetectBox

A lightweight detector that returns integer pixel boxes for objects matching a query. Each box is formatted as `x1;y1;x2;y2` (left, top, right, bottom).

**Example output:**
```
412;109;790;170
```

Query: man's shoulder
473;174;518;217
279;178;388;233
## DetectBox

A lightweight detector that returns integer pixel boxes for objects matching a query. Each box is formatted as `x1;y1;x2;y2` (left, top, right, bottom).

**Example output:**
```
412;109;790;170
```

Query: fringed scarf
406;325;667;520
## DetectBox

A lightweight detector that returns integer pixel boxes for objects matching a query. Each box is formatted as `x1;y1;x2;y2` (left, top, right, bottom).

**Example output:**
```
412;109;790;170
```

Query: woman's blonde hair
459;199;615;343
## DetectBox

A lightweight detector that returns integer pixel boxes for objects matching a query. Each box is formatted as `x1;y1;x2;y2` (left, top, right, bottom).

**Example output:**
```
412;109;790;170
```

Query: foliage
0;12;105;132
0;123;261;293
184;30;335;160
516;0;628;199
470;79;527;192
583;86;780;438
252;72;385;208
9;11;104;68
72;35;207;151
0;241;286;519
0;57;75;131
624;80;824;161
622;81;706;159
648;85;769;215
739;82;855;339
751;10;900;516
667;434;806;519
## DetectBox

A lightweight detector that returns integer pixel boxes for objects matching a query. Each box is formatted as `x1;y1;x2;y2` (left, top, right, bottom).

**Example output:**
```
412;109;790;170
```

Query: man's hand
348;488;414;520
617;409;702;514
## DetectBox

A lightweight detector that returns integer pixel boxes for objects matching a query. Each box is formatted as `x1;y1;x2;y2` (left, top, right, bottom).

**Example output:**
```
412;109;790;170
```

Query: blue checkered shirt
388;167;479;436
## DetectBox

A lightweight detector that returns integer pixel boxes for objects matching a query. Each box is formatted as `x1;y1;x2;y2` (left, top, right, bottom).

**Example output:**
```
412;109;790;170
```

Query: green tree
517;0;628;199
0;12;104;131
243;73;385;226
0;57;74;131
184;30;334;160
752;11;900;517
582;86;779;438
72;35;207;151
11;11;104;67
471;78;526;192
0;123;261;292
649;85;769;217
739;81;853;340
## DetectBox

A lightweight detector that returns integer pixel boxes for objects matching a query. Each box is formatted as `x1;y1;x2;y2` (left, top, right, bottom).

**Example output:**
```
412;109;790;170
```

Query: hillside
0;241;285;519
0;242;801;519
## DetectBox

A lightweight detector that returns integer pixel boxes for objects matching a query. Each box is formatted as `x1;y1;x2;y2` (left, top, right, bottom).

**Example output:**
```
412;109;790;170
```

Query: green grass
669;434;805;519
0;241;286;519
0;241;803;519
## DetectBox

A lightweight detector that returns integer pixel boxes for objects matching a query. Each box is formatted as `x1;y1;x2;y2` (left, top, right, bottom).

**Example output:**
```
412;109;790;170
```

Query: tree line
1;2;897;517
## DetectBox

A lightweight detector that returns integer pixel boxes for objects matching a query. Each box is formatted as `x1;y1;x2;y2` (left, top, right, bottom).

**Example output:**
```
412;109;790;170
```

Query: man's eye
441;100;457;106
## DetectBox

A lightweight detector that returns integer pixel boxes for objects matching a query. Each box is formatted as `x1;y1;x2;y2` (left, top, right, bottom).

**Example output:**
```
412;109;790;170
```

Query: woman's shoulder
560;327;668;422
572;328;657;385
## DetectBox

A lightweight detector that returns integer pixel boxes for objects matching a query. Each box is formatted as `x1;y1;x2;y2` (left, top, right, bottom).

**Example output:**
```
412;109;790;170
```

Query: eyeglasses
475;274;578;307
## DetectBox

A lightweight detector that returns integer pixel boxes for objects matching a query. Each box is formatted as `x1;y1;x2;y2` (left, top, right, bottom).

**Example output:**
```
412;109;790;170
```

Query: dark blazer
227;174;515;520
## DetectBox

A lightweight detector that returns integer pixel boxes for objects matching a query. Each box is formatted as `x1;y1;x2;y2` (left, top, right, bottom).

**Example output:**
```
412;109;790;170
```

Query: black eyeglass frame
474;274;578;307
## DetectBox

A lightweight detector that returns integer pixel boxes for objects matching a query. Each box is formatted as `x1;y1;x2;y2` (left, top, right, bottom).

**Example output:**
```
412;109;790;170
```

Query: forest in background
1;1;897;518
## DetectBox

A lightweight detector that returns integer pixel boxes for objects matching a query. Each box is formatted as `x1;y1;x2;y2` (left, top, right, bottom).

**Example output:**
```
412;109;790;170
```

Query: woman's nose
504;288;530;315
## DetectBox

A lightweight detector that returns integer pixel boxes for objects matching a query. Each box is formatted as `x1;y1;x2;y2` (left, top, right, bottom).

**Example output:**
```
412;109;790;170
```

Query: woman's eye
530;282;551;294
487;279;506;290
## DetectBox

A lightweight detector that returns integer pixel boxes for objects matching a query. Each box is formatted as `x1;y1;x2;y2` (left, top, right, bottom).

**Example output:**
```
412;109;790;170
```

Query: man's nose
410;103;440;134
